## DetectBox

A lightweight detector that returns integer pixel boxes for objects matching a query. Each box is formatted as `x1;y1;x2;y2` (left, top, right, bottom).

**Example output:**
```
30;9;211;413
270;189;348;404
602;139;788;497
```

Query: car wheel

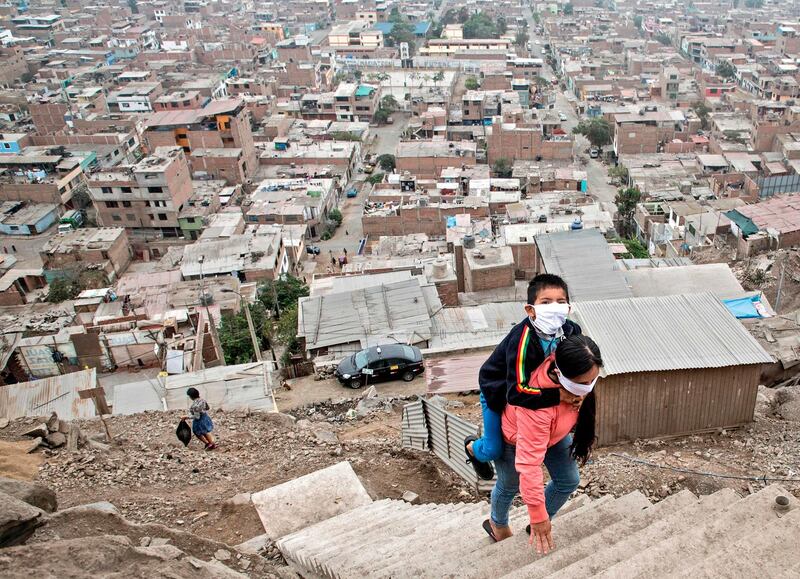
402;370;415;382
349;378;363;389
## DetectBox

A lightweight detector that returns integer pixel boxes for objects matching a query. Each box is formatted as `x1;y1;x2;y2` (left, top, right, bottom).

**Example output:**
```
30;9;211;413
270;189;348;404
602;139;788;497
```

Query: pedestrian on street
11;245;15;253
345;229;349;236
343;247;348;255
331;256;336;267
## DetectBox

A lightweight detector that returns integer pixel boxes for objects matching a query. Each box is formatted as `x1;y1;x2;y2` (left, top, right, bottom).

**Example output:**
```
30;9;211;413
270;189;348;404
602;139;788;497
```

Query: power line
608;452;800;484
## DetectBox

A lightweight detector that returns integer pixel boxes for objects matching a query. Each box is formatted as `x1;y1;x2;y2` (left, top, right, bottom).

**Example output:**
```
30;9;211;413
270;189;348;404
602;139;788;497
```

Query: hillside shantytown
0;0;799;576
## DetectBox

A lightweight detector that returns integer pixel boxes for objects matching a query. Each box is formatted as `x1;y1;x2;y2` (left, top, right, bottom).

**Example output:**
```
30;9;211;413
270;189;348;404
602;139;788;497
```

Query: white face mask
556;367;598;397
528;303;570;335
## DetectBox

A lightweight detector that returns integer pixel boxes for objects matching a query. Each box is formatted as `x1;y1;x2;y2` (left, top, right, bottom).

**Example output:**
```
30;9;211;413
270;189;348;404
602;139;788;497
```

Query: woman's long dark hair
554;335;603;466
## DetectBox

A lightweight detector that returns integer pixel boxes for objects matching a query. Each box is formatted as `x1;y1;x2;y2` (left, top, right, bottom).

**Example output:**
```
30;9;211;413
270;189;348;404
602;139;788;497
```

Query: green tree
654;33;672;46
258;275;309;316
563;3;574;15
373;108;391;124
515;29;530;48
465;76;480;90
492;157;513;178
463;12;502;38
572;118;612;149
692;101;711;130
716;60;736;80
614;187;642;237
275;305;303;365
367;172;385;184
47;277;81;303
218;302;269;365
377;154;396;172
633;15;643;29
328;208;343;226
380;94;399;111
385;12;416;53
744;0;763;7
432;71;445;85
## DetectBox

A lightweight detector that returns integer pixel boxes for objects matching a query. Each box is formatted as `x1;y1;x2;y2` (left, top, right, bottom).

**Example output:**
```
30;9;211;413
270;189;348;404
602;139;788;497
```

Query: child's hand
559;388;584;409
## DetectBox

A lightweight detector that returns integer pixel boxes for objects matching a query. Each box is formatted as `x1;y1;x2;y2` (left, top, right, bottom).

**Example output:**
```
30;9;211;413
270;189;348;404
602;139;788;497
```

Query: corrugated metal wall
597;365;761;444
402;398;494;492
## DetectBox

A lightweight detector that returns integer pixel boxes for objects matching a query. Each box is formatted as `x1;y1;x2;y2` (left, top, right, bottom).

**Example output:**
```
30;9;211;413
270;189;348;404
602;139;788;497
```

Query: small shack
571;293;774;444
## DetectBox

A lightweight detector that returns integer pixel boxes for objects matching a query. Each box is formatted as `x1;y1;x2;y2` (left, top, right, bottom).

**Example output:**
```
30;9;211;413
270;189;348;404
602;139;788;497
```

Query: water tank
463;234;476;249
432;258;447;279
570;219;583;230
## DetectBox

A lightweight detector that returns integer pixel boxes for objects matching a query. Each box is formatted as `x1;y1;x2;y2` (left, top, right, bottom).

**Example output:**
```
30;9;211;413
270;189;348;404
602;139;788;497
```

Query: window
101;186;112;193
105;201;119;208
148;186;162;193
158;213;168;220
1;143;10;149
128;138;135;146
101;251;109;259
122;200;131;207
111;215;121;221
121;187;132;193
126;213;135;221
186;217;195;223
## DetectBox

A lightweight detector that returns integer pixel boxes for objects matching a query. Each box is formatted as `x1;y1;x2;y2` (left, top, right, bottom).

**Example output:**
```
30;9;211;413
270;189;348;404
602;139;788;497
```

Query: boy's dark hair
527;273;570;304
187;387;200;400
554;335;603;466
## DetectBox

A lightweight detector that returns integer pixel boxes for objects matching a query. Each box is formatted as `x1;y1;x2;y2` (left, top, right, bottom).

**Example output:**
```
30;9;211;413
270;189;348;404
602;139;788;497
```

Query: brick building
142;98;257;184
40;227;132;283
88;147;192;237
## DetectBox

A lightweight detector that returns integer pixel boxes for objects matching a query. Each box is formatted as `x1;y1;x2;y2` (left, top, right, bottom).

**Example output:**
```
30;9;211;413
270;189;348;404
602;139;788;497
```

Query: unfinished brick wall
361;204;490;237
464;260;514;293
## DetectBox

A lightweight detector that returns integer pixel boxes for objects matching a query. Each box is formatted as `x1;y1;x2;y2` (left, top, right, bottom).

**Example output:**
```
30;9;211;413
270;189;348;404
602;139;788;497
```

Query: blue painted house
0;133;28;154
0;202;60;235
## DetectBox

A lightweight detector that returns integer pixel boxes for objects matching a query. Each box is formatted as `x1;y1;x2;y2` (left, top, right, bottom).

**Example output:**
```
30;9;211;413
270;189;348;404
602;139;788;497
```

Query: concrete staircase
276;484;800;578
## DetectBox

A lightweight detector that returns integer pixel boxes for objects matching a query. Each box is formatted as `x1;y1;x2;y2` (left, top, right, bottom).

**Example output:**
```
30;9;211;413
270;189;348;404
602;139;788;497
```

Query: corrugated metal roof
165;362;275;413
0;368;97;421
536;229;633;302
299;278;440;351
570;293;774;376
427;303;520;352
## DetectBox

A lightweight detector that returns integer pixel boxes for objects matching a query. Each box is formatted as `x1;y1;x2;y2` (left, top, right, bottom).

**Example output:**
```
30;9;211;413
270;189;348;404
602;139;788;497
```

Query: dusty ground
0;384;469;549
2;375;799;575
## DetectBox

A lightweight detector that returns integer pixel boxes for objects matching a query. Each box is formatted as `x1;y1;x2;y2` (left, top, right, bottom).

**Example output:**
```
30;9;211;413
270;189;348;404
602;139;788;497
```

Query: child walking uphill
185;388;217;450
484;335;602;555
464;274;582;481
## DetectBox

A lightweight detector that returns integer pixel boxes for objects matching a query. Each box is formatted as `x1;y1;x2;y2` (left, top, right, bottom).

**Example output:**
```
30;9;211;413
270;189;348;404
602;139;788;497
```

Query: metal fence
754;173;800;198
401;398;495;492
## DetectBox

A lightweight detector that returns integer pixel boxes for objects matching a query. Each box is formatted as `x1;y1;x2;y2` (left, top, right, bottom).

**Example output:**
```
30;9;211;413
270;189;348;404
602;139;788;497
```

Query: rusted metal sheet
425;352;486;394
401;398;494;492
0;368;97;421
596;365;761;444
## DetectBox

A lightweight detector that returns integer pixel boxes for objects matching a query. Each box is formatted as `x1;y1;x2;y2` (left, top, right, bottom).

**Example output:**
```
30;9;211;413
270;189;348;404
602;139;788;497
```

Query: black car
335;344;424;389
306;245;321;255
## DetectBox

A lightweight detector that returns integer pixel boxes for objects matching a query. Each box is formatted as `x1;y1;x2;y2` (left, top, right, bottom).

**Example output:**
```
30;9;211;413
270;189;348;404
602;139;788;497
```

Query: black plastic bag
176;419;192;447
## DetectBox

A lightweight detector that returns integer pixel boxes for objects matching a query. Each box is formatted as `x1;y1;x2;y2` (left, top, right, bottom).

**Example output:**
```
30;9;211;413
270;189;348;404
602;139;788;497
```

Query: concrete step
595;485;798;579
677;506;800;578
417;497;588;579
364;503;492;577
279;500;418;573
313;503;473;577
502;489;698;578
456;491;651;579
546;487;740;579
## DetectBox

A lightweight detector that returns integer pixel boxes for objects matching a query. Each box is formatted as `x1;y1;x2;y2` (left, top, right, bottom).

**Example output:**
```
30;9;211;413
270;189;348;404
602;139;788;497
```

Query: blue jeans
471;392;504;463
490;433;580;527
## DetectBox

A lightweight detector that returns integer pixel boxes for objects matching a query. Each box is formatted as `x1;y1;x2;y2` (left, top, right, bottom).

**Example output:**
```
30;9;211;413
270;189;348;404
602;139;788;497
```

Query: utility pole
242;298;263;362
775;254;786;314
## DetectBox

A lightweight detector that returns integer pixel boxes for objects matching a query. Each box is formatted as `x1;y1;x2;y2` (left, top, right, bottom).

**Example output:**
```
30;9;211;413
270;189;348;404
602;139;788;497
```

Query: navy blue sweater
479;317;582;414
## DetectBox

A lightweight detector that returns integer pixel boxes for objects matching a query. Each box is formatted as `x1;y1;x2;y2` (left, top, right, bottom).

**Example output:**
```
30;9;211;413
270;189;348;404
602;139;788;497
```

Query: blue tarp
446;216;456;228
723;295;765;319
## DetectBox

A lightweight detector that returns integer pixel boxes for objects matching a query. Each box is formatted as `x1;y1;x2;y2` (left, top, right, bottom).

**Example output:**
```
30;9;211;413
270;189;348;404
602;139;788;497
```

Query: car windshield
354;350;370;369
